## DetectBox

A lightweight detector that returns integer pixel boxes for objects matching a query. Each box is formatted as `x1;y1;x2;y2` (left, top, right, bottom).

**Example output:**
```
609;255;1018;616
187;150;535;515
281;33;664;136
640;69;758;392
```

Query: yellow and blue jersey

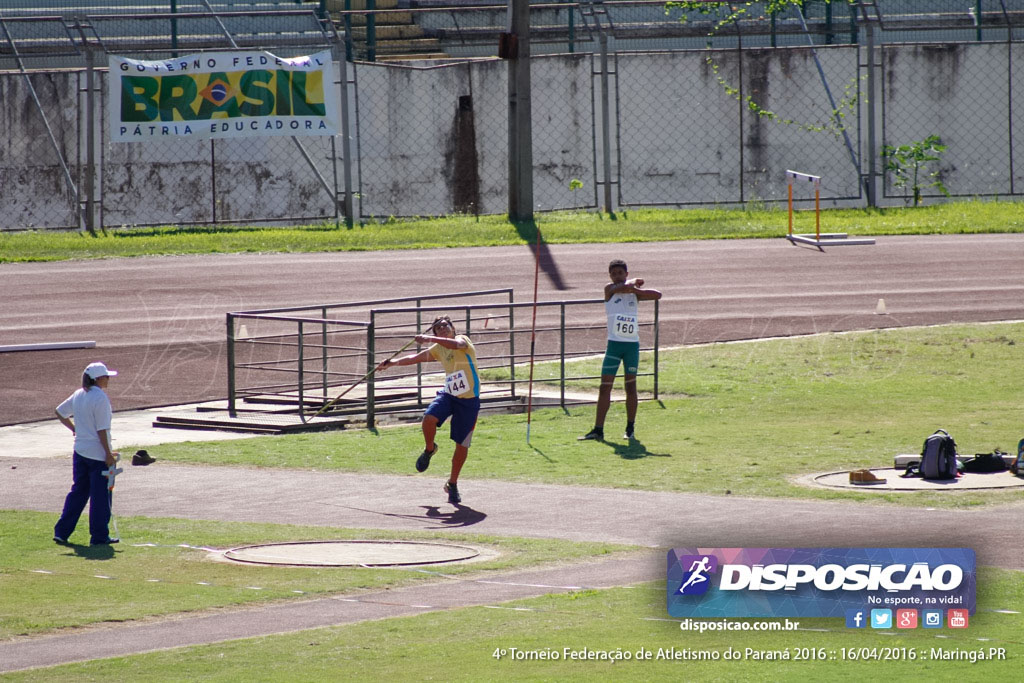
429;335;480;399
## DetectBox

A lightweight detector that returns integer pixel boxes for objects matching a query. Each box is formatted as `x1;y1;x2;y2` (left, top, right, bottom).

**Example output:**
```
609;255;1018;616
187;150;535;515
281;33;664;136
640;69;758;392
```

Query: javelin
526;224;541;444
313;336;418;418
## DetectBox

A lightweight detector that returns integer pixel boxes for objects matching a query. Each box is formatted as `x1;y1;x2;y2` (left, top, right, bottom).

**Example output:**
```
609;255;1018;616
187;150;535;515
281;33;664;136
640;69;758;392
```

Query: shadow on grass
106;225;292;239
56;542;116;560
529;445;555;463
512;218;569;291
605;437;672;460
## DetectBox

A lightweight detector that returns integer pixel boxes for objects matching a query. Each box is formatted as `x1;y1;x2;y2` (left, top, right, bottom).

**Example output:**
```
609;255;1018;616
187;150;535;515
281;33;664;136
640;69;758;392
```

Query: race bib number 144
445;370;470;395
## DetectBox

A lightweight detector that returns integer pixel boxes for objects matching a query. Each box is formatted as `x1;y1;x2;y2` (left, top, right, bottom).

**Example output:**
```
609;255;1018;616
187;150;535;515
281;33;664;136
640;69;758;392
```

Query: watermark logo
675;555;718;596
922;609;944;628
896;609;918;629
871;609;893;629
845;609;866;628
948;609;969;629
667;548;975;619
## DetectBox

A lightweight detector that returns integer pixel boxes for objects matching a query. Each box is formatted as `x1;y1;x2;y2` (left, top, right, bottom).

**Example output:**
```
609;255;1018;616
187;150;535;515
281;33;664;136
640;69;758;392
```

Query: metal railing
226;288;515;420
225;288;660;427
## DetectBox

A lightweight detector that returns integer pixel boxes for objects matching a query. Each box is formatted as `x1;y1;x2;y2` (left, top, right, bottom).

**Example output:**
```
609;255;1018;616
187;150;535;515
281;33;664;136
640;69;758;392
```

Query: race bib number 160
615;314;639;340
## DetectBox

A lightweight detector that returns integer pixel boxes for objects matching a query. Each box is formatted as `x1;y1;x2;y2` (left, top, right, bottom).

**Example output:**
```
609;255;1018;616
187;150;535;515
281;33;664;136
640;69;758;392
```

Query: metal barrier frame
226;289;514;419
225;288;660;427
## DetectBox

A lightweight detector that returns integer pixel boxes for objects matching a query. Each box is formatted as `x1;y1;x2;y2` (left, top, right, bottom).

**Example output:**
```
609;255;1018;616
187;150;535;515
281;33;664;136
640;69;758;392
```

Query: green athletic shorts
601;340;640;376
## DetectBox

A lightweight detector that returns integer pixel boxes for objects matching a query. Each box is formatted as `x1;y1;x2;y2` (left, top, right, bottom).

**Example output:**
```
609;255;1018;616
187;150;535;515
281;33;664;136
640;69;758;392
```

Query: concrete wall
882;42;1020;200
1;41;1020;230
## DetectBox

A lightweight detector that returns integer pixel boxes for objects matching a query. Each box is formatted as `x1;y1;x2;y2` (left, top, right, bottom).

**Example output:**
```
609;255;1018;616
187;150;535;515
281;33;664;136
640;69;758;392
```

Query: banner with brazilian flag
110;50;337;142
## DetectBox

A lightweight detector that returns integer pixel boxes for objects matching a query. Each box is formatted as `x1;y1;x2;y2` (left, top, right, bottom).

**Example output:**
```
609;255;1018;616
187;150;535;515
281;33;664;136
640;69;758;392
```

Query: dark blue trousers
54;452;113;545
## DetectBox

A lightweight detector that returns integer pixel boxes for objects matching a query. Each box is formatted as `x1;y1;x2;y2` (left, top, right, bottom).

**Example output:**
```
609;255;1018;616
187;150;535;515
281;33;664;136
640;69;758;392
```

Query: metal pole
653;299;660;400
321;306;329;399
598;30;613;214
865;20;878;207
366;315;376;426
736;25;745;203
825;0;833;45
344;0;353;62
507;290;516;397
560;303;566;409
84;42;96;234
415;299;423;405
787;177;793;236
210;141;217;222
367;0;377;62
298;321;306;421
568;8;575;54
526;224;541;443
507;0;534;221
999;0;1014;194
814;181;821;241
171;0;179;56
335;41;354;228
227;314;237;417
416;299;424;408
331;136;340;229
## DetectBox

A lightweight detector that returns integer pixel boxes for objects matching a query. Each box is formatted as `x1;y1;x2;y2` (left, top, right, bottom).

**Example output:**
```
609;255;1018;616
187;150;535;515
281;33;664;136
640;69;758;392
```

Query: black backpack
960;451;1008;473
920;429;958;480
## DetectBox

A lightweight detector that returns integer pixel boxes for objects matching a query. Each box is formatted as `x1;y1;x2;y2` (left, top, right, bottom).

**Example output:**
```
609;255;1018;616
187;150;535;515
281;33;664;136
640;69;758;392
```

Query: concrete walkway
0;402;254;460
5;456;1023;567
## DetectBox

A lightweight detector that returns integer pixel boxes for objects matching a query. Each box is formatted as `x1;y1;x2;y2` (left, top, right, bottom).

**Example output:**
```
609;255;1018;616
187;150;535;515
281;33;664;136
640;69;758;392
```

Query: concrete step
376;52;450;62
325;0;399;12
359;37;444;54
338;11;413;26
350;24;426;40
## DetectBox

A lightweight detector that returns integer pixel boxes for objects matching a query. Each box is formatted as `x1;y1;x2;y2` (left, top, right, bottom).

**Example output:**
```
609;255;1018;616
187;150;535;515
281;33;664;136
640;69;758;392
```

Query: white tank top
606;292;640;342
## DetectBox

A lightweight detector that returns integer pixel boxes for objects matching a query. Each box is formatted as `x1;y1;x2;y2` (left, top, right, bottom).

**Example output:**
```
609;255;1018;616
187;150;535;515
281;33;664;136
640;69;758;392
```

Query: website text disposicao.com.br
679;618;800;633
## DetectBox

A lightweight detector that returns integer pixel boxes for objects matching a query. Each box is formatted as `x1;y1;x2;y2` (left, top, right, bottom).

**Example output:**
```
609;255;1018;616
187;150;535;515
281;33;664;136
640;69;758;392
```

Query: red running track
3;234;1023;426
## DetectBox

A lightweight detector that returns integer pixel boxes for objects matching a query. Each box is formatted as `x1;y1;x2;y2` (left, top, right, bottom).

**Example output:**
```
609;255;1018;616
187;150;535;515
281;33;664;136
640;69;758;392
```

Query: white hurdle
785;170;875;247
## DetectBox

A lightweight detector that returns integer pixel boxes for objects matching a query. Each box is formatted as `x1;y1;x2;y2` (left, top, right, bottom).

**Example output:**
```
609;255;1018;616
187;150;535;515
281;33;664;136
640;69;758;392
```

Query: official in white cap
53;362;121;546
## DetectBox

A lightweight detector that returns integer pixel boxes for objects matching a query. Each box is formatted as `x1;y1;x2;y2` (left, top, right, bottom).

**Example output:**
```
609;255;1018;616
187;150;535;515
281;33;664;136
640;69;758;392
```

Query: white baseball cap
84;362;118;379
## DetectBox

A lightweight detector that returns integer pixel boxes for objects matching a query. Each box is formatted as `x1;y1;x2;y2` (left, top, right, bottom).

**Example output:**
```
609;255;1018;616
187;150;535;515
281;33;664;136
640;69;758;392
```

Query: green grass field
8;323;1020;677
147;321;1024;509
1;200;1021;262
0;510;635;639
5;572;1021;681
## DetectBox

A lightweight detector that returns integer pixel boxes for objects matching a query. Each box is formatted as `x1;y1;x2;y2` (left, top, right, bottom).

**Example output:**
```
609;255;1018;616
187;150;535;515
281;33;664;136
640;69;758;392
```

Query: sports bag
920;429;958;480
960;451;1008;473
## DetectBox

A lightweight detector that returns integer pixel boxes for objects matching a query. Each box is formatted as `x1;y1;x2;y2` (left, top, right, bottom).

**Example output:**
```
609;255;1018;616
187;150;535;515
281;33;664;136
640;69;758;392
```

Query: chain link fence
881;41;1018;200
2;1;1022;231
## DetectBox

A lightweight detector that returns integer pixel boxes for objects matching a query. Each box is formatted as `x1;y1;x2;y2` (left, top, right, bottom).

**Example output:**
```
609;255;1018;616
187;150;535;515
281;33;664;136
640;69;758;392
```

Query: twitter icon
870;609;893;629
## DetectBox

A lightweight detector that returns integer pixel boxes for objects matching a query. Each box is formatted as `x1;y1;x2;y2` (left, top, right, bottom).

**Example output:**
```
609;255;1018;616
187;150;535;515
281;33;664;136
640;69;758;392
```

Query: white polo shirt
55;387;113;462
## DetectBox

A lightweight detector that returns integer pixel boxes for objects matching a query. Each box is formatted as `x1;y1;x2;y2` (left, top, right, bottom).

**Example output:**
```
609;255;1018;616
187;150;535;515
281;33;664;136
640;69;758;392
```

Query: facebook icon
845;609;867;629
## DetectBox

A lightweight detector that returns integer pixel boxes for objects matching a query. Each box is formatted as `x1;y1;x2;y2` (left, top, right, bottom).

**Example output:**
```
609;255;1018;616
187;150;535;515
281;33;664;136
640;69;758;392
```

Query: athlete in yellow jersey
377;316;480;504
